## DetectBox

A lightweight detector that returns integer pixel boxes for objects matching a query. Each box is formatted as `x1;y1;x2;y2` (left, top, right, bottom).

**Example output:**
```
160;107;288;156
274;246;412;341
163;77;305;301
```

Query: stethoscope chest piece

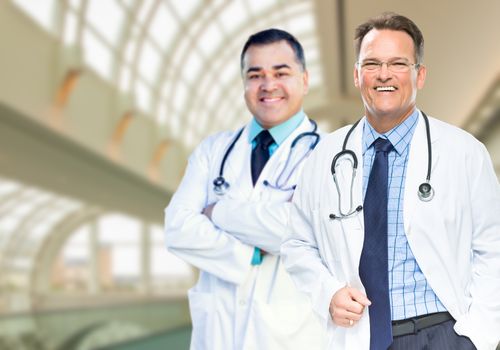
213;176;229;196
418;182;434;202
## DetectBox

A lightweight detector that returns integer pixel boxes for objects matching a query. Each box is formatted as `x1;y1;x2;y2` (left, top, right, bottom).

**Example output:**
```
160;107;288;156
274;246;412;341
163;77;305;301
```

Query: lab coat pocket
312;207;363;285
187;288;215;349
252;300;325;350
311;208;344;262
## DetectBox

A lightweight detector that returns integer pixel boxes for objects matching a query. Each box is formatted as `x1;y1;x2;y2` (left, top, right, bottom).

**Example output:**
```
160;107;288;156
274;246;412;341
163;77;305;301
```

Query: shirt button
239;300;246;306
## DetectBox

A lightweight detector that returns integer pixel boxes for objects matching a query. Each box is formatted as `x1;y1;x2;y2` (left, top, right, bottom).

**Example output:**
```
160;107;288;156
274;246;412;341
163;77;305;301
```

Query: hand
329;286;371;327
202;203;216;220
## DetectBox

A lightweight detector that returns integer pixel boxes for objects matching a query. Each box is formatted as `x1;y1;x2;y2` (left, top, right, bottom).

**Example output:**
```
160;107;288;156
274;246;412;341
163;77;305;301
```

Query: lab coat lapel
404;111;440;233
330;119;366;283
254;117;313;193
223;124;254;199
346;120;365;264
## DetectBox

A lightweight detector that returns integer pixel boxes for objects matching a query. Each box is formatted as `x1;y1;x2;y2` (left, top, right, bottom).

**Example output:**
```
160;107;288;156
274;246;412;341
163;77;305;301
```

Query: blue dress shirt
362;109;447;320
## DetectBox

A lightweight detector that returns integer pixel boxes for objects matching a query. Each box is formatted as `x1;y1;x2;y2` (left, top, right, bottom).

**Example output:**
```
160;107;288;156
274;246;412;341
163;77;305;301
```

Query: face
242;41;309;129
353;29;426;131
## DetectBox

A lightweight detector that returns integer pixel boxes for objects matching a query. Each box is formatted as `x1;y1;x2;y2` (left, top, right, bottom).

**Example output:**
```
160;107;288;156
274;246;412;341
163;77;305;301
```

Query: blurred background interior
0;0;499;349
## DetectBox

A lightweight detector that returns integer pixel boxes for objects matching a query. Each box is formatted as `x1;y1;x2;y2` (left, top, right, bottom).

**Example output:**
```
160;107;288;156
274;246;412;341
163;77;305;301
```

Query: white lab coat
281;112;500;350
165;117;326;350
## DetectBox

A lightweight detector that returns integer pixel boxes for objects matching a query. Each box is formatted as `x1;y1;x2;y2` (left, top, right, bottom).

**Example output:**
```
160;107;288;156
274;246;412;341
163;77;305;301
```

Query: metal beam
0;102;171;223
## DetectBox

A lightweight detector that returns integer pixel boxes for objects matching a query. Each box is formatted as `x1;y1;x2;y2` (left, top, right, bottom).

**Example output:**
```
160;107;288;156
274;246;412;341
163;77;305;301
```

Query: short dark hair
354;12;424;63
240;28;306;71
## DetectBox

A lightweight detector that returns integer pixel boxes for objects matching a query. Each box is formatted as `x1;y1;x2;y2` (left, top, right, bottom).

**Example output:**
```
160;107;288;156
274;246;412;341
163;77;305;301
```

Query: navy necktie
359;137;393;350
251;130;274;186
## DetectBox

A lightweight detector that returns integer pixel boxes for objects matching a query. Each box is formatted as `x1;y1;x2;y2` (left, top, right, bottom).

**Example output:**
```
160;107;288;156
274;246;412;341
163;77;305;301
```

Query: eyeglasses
357;59;420;73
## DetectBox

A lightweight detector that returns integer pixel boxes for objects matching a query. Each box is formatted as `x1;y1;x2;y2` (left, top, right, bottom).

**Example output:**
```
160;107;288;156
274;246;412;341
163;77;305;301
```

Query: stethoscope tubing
330;111;433;220
213;119;319;195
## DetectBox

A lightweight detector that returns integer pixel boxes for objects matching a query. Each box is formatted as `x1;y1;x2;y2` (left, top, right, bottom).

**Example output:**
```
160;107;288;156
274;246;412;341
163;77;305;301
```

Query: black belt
392;312;454;337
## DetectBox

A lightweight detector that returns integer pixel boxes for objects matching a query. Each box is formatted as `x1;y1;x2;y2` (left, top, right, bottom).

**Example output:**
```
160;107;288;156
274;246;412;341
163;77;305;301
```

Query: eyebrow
245;63;292;74
273;64;291;70
362;57;409;62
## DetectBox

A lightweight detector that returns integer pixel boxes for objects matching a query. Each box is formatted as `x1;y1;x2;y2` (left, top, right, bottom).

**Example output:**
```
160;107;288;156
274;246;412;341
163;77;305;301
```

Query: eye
391;61;409;67
361;61;380;70
247;74;260;80
276;71;289;77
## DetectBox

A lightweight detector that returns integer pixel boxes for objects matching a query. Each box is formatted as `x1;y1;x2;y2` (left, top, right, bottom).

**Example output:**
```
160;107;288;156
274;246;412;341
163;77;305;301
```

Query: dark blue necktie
251;130;274;186
250;130;274;265
359;137;393;350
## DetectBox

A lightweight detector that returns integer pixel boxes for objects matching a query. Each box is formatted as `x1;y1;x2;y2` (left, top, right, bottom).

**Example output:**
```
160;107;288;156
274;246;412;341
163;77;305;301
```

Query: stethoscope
329;111;434;220
213;120;320;196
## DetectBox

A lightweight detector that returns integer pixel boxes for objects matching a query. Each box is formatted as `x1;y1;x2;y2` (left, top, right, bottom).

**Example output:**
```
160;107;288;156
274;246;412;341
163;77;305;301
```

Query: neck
365;107;416;134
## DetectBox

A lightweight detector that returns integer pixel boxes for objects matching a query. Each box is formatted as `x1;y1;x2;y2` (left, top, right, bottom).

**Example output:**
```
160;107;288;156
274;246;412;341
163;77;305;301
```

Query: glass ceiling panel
135;79;152;112
136;0;155;25
12;0;56;33
197;22;223;58
149;3;177;51
247;0;277;16
86;0;125;45
182;53;203;85
287;13;315;35
157;102;167;124
169;0;200;22
172;82;188;113
138;40;161;85
218;1;248;34
82;29;113;80
69;0;82;10
120;0;136;9
119;66;132;92
124;36;138;65
63;11;79;46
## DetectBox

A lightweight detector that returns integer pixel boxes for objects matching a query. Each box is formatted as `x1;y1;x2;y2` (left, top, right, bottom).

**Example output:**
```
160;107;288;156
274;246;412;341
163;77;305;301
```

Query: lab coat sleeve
454;142;500;350
211;199;291;255
281;151;345;328
164;136;254;285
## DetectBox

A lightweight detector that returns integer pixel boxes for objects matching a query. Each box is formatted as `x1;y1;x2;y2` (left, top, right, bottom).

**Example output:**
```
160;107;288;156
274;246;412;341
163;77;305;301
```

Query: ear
302;69;310;94
353;63;360;88
416;64;427;90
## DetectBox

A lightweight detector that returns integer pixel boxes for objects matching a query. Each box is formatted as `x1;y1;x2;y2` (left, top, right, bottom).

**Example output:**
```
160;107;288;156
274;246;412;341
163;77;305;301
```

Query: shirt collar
248;110;305;145
362;109;419;156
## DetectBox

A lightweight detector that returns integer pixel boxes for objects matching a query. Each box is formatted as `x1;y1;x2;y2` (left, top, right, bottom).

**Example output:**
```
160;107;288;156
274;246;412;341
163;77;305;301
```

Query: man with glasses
282;12;499;350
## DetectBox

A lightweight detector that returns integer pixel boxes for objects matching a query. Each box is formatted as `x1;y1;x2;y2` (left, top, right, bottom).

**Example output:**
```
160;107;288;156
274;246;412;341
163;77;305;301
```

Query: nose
260;76;278;91
377;62;392;81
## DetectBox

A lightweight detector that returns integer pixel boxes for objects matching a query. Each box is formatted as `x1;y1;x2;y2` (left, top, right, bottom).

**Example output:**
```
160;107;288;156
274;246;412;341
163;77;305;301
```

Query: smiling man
282;12;500;350
165;29;325;349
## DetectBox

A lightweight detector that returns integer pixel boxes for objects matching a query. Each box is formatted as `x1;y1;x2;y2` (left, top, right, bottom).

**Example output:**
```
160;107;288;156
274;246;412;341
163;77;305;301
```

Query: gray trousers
389;319;476;350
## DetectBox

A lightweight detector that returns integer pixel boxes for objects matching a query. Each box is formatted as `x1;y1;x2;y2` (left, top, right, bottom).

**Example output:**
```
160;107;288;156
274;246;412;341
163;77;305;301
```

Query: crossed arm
165;137;296;284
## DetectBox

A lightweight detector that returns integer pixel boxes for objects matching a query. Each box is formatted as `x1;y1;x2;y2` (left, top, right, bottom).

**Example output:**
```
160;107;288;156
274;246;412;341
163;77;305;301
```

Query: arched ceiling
12;0;323;148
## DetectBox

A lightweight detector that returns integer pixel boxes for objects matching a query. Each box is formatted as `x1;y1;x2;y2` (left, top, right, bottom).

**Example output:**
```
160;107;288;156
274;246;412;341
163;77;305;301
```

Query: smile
374;86;397;91
260;97;284;103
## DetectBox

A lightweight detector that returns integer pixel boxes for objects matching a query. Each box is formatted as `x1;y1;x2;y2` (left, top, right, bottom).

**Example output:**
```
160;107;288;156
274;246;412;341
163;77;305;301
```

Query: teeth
376;86;396;91
261;97;281;102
